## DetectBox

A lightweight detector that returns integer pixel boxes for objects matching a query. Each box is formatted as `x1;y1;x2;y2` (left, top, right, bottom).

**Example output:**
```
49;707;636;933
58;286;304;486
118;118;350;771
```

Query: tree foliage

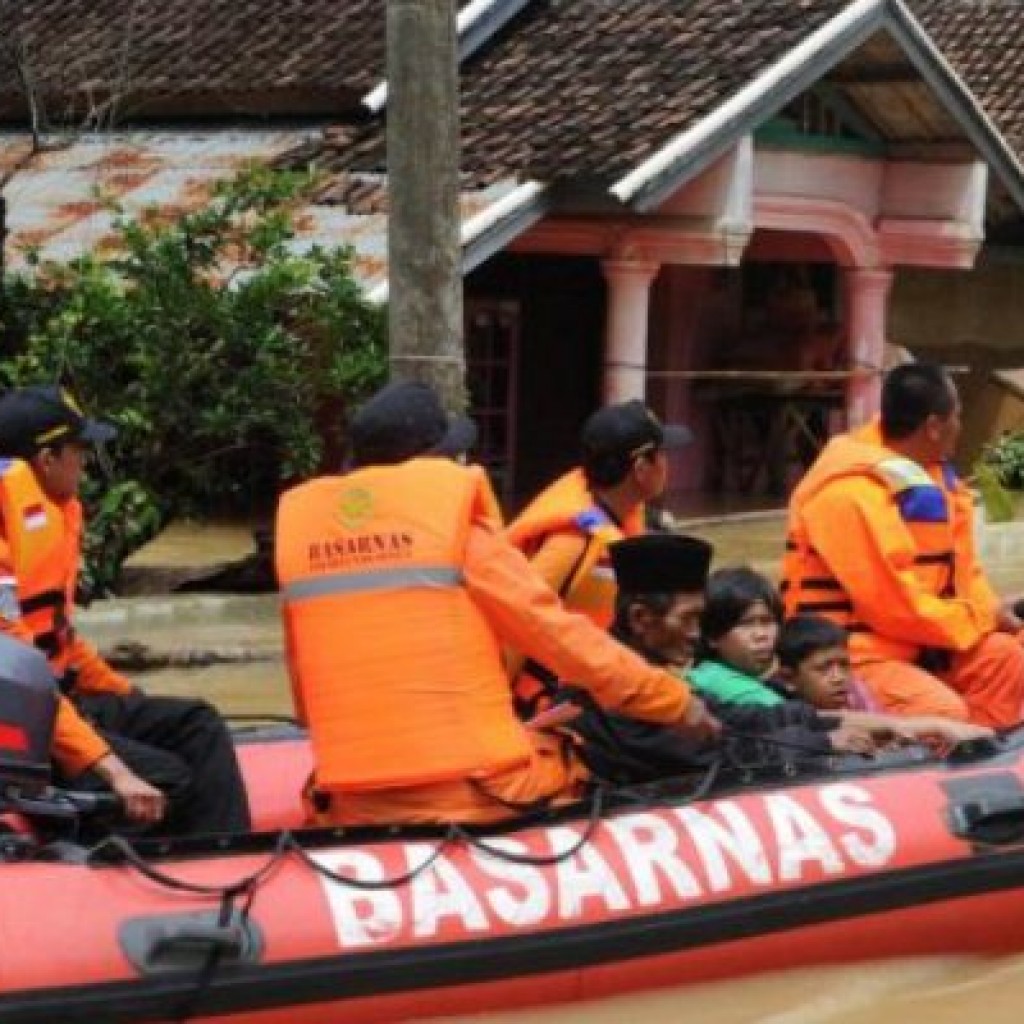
0;166;387;594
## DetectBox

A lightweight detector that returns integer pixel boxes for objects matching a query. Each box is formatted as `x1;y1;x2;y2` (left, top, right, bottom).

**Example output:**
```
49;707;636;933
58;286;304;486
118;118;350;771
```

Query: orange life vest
781;432;970;663
506;469;644;629
0;459;80;678
275;457;533;793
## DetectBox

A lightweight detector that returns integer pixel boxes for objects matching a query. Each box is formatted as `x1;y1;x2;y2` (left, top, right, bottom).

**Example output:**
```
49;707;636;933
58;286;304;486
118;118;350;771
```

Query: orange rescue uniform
275;458;693;825
505;469;645;711
506;468;644;627
781;422;1024;727
0;457;132;775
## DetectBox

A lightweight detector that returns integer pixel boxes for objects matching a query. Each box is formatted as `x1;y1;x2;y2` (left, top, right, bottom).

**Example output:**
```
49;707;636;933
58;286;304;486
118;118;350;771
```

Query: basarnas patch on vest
336;488;374;531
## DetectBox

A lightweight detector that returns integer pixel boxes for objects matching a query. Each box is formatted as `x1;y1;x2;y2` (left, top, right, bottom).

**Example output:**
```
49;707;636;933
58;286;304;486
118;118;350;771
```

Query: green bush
974;430;1024;523
0;166;388;594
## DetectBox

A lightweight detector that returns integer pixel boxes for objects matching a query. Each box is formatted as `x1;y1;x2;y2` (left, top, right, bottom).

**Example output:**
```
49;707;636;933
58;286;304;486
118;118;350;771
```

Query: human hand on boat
673;695;722;744
93;754;167;824
889;718;995;757
828;724;877;755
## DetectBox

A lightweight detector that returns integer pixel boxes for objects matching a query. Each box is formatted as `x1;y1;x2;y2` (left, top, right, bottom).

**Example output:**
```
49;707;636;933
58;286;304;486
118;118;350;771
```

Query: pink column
844;268;893;427
601;258;660;402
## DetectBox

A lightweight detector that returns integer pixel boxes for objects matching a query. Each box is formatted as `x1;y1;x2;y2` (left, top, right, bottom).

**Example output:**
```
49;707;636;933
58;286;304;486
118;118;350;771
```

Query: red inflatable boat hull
3;730;1024;1023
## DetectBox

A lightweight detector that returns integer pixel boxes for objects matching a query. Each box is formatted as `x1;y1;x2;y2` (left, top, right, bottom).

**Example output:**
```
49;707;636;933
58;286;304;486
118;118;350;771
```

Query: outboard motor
0;635;57;797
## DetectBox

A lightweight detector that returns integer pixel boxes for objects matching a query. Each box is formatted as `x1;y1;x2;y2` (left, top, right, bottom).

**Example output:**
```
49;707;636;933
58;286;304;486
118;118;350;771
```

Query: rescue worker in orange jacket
0;386;251;834
505;400;692;714
275;381;720;825
781;363;1024;728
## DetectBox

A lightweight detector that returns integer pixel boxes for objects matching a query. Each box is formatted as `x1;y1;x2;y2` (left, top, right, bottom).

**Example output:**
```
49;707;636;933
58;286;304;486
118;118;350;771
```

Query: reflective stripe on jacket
275;457;534;793
781;422;996;663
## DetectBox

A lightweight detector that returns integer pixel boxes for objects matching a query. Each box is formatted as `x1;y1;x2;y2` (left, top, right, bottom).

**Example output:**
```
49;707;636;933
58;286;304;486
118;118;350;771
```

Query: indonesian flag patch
23;503;48;531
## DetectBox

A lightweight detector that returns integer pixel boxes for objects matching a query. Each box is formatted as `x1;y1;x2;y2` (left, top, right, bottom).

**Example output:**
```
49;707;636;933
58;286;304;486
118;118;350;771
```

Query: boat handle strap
949;794;1024;846
147;922;246;959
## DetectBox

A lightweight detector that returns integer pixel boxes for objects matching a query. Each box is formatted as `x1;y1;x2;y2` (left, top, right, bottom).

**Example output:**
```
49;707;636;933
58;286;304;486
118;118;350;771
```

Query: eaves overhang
609;0;1024;218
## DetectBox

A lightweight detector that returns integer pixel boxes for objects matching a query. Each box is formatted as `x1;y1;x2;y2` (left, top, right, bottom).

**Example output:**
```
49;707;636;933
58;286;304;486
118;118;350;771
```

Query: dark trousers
66;690;251;836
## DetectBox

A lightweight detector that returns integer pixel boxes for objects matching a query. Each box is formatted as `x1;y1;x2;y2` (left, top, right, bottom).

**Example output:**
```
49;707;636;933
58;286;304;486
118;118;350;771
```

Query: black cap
350;381;477;466
610;533;713;594
0;386;116;459
581;400;692;462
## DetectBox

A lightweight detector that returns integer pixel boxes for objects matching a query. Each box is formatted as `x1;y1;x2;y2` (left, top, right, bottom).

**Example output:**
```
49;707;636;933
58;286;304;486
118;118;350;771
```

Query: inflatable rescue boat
4;723;1024;1024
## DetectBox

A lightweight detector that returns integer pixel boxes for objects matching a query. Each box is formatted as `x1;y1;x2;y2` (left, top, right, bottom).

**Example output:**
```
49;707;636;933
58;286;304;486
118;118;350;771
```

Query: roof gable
312;0;1024;216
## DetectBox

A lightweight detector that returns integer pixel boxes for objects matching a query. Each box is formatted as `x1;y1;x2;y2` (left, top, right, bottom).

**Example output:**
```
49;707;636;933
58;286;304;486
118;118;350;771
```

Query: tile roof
296;0;1024;205
322;0;854;189
909;0;1024;160
3;2;1023;283
0;0;385;120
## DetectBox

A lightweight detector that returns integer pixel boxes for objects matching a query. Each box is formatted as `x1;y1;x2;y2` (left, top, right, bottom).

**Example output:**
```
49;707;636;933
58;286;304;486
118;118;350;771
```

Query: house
1;0;1022;512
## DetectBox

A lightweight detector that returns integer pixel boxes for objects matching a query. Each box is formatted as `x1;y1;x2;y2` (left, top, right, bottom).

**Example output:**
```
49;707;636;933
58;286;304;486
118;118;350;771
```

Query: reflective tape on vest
282;565;464;603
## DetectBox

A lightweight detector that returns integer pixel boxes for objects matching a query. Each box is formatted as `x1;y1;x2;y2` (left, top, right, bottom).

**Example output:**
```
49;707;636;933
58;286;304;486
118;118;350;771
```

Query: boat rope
85;829;292;897
451;787;605;865
285;825;460;889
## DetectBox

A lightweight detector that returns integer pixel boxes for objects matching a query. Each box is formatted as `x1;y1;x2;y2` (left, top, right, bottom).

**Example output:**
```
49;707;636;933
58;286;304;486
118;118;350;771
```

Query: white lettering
407;845;489;939
549;826;630;919
819;783;897;868
765;793;845;881
313;850;403;949
607;812;702;905
677;803;773;893
470;837;551;927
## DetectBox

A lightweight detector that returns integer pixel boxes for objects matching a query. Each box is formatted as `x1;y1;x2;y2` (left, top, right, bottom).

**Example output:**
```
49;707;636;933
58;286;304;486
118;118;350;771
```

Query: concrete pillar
844;267;893;427
601;258;660;403
387;0;465;408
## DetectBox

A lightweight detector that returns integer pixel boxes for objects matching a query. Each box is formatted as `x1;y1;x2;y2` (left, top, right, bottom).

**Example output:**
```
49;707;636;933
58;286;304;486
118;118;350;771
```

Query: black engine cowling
0;634;56;792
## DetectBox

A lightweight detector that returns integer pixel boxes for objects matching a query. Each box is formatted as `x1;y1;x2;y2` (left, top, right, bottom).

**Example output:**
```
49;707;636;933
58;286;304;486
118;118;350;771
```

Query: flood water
73;514;1024;1023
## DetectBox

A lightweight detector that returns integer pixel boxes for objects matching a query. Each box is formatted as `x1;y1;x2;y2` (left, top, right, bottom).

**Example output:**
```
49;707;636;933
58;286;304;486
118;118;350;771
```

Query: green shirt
686;660;784;707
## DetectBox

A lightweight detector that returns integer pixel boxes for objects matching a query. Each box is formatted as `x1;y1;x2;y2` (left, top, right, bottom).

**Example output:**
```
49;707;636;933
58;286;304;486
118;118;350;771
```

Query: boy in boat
274;381;719;825
781;362;1024;727
504;401;691;717
777;615;881;712
0;385;250;835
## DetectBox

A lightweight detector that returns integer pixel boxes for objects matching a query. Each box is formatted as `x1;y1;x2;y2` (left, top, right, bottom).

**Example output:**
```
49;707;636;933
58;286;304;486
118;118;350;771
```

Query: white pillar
844;267;893;427
601;258;660;403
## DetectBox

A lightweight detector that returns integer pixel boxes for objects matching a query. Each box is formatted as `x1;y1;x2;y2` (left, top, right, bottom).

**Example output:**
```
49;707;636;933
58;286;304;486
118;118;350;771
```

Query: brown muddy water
74;515;1024;1023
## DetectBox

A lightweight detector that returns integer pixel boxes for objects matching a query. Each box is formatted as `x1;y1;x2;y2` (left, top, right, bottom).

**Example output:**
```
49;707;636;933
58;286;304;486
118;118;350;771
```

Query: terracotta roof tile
308;0;853;188
0;0;385;118
293;0;1024;202
909;0;1024;161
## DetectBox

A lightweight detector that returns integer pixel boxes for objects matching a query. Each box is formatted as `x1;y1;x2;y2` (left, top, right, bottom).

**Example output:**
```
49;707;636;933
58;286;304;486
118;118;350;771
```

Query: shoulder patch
574;506;611;532
0;458;12;476
896;486;949;524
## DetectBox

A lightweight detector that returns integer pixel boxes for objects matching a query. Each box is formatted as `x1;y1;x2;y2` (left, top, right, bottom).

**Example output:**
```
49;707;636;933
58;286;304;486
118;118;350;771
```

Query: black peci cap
0;386;116;459
349;380;477;466
610;533;713;595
